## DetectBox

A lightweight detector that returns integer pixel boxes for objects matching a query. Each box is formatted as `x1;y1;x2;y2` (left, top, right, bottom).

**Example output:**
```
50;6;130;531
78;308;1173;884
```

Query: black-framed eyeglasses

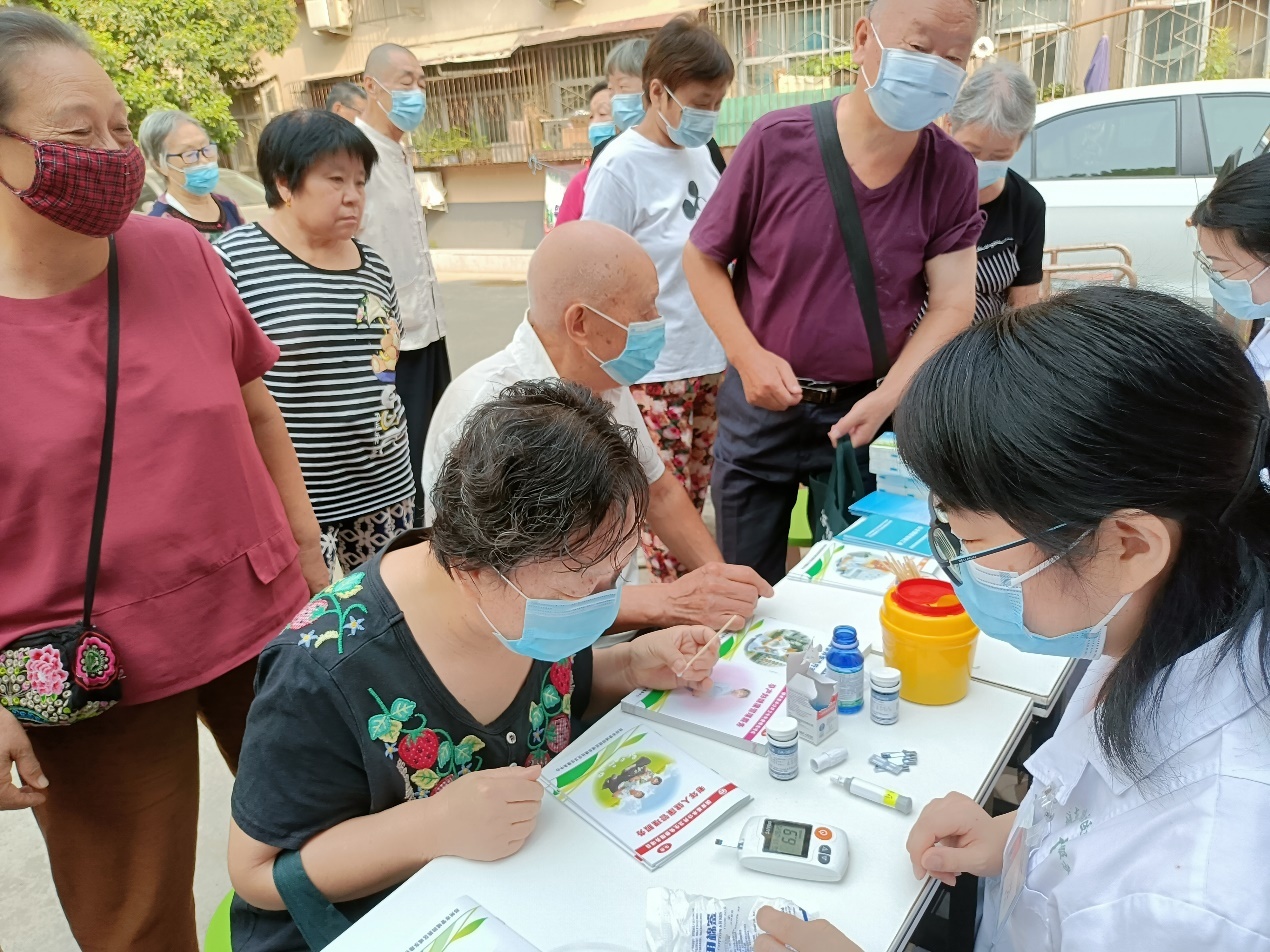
927;497;1064;585
166;144;218;166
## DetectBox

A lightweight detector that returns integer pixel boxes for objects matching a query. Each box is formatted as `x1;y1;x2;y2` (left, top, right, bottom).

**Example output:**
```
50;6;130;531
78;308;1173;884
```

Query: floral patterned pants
630;372;723;581
319;496;415;580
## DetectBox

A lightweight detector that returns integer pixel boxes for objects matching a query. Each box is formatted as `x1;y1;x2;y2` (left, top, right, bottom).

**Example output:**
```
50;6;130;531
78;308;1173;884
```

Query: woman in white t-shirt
755;286;1270;952
1192;151;1270;396
582;15;733;583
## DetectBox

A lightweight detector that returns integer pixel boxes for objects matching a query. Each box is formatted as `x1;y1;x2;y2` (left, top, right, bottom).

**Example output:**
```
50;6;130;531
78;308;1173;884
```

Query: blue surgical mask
583;304;667;386
1209;267;1270;322
976;158;1011;190
375;80;427;132
953;549;1131;660
863;21;966;133
588;121;616;149
180;162;220;196
480;572;624;662
659;88;719;149
611;92;646;131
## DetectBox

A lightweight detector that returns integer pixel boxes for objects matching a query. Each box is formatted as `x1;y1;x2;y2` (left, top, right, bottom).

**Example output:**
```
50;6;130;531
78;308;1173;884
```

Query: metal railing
1041;243;1139;296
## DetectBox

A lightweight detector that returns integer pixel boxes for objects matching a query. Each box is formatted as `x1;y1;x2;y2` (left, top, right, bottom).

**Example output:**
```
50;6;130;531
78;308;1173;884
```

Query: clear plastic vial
870;666;902;726
825;625;865;714
767;716;800;781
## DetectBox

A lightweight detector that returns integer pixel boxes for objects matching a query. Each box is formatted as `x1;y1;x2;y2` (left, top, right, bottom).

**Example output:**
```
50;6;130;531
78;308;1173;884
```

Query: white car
1008;79;1270;303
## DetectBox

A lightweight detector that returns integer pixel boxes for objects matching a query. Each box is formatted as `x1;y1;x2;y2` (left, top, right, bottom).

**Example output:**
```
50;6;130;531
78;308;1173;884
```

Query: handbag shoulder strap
82;237;119;629
811;98;889;382
273;850;352;950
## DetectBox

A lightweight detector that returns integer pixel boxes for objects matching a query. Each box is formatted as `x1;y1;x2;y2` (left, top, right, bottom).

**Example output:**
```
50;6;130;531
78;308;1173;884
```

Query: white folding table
327;661;1032;952
761;579;1074;716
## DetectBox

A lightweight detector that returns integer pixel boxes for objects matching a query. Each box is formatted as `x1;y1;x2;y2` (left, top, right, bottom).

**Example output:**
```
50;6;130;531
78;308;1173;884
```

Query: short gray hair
429;379;649;576
0;7;92;123
606;38;649;80
138;110;203;168
949;62;1037;139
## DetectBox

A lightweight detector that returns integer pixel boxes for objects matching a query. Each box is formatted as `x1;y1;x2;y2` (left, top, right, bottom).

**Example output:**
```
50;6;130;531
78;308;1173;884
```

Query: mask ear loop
1219;416;1270;526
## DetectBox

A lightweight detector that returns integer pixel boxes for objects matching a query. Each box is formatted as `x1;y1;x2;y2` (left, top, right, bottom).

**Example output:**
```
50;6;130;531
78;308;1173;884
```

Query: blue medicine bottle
825;625;865;714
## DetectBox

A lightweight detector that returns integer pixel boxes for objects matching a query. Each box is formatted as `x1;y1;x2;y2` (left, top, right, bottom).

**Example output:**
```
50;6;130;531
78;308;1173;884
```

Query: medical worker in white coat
756;285;1270;952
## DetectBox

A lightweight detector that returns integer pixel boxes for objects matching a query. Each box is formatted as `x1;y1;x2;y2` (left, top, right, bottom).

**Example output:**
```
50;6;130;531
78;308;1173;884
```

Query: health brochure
788;539;939;595
326;894;539;952
540;724;751;870
620;618;824;752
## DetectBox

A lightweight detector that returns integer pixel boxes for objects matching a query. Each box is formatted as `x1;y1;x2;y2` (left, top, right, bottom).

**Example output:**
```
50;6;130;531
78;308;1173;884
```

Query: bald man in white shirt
423;221;772;632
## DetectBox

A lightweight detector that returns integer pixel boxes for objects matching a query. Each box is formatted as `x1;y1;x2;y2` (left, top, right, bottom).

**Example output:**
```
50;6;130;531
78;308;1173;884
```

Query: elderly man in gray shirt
356;42;450;507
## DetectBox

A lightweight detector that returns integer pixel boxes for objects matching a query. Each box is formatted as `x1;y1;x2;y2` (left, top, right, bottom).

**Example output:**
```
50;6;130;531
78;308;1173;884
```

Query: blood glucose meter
719;816;849;883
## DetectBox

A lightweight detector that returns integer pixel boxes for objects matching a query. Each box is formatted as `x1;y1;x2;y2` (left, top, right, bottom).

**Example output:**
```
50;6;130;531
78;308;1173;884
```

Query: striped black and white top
973;170;1046;322
216;224;414;523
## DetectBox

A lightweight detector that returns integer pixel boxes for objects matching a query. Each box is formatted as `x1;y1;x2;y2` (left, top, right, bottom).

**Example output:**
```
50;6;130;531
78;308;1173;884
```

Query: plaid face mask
1;130;145;237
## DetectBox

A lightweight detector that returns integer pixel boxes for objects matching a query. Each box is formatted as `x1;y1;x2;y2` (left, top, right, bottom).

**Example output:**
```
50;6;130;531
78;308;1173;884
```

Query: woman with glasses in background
757;285;1270;951
139;109;244;238
1192;151;1270;395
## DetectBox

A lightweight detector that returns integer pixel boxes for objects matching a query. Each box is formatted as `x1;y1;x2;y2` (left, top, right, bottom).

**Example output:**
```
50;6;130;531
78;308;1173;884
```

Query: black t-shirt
973;170;1046;321
229;529;595;951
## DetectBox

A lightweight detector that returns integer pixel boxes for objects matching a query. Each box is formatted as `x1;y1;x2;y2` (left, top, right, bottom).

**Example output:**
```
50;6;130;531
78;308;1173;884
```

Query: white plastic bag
645;887;810;952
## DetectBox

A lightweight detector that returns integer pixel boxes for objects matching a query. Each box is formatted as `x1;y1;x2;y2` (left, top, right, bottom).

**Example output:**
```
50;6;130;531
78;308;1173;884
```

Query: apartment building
228;0;1269;249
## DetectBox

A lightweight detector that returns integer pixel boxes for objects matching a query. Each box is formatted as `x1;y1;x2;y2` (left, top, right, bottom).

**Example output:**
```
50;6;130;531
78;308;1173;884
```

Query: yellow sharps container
880;578;979;705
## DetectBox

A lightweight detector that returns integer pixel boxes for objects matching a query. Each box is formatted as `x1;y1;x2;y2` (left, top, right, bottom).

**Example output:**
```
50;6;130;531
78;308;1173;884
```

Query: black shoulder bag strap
273;850;352;949
82;236;119;631
707;137;727;175
811;98;889;383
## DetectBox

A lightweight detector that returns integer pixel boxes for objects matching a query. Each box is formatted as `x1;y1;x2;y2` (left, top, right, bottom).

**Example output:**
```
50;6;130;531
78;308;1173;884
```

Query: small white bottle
767;716;800;781
870;667;902;726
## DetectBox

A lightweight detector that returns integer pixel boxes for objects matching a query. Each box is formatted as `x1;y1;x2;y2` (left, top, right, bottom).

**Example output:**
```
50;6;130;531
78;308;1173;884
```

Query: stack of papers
621;618;825;752
869;433;929;500
540;725;751;869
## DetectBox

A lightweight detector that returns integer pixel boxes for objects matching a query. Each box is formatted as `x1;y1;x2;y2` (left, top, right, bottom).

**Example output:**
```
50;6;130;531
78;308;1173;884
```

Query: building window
1128;1;1208;86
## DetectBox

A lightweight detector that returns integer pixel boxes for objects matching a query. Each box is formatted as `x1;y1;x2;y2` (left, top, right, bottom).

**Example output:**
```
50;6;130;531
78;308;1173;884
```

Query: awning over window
411;3;705;67
413;30;528;66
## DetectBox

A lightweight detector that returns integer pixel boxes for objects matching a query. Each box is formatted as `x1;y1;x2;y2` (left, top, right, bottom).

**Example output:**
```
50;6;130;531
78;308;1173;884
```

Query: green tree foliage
1198;27;1236;82
29;0;296;144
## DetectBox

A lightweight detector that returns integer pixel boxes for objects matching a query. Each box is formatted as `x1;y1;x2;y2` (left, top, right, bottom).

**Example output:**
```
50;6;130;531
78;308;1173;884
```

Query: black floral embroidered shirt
230;530;594;951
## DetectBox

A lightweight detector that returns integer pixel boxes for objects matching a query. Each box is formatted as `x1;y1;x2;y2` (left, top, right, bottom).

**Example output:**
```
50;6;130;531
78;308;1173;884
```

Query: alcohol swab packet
645;887;812;952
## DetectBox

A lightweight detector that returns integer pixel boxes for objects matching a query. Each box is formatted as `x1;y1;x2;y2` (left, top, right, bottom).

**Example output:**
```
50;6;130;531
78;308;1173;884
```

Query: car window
1009;132;1034;179
1201;94;1270;171
1034;99;1178;180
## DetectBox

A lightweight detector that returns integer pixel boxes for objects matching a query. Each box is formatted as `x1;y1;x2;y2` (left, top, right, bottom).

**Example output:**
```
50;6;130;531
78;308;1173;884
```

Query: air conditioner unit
305;0;353;35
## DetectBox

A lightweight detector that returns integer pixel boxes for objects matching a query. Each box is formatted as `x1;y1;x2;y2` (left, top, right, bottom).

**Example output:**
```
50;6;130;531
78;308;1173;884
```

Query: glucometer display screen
764;820;811;857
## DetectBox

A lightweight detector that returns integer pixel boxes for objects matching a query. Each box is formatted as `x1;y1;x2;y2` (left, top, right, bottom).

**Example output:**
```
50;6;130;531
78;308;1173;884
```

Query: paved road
0;279;529;952
439;278;527;376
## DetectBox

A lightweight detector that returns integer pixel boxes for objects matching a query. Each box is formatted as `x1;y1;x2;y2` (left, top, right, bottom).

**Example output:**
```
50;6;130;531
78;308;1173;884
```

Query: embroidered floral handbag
0;238;123;726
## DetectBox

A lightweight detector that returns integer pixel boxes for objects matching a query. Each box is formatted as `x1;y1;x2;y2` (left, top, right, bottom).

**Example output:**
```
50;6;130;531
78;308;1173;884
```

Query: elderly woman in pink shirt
0;10;323;950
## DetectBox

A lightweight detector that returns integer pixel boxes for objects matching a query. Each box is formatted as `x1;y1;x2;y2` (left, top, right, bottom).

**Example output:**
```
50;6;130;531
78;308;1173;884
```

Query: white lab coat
977;617;1270;951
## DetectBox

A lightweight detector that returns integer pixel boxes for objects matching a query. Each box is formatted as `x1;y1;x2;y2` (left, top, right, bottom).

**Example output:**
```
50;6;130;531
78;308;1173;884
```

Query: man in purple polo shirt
684;0;984;583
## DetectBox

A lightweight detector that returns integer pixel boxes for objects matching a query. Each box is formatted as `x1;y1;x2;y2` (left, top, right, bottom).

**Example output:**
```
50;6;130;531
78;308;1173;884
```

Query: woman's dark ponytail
896;285;1270;781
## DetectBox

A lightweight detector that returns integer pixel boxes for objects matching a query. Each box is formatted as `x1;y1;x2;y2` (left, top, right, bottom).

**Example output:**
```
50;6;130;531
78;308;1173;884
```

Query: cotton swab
676;614;741;677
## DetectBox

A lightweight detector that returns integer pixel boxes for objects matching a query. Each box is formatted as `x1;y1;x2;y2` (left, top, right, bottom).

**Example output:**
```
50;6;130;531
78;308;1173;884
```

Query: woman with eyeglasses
756;285;1270;951
139;109;244;238
1192;151;1270;396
